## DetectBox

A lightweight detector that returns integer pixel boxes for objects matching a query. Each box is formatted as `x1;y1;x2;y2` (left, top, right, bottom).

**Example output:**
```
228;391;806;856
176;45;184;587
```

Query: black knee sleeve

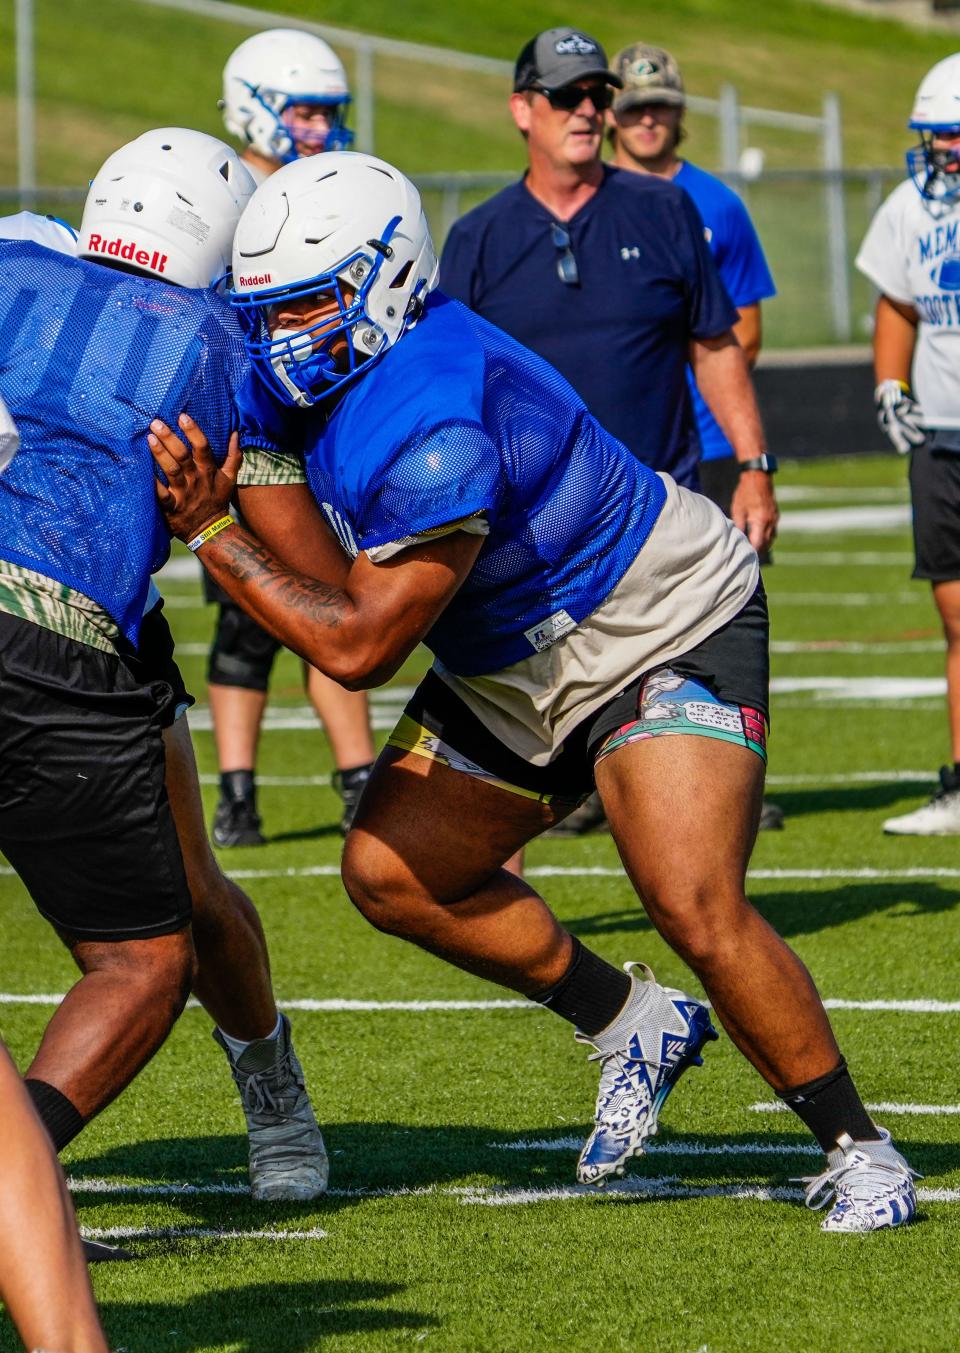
207;602;282;691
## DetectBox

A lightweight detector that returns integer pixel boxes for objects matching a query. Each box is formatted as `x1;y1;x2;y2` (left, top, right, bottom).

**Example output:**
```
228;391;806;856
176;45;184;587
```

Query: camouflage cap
611;44;686;113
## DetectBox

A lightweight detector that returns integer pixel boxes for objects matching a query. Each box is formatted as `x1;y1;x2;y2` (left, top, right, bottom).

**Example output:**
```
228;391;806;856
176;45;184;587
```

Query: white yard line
774;552;914;566
170;769;931;788
490;1137;819;1157
3;990;959;1013
752;1101;960;1116
81;1225;327;1241
5;864;960;885
778;506;910;533
768;593;921;606
765;770;932;784
770;640;940;654
63;1176;960;1210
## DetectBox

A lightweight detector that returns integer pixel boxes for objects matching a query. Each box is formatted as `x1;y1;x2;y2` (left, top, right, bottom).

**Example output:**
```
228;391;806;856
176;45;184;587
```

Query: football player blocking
858;52;960;837
0;131;327;1216
152;153;919;1233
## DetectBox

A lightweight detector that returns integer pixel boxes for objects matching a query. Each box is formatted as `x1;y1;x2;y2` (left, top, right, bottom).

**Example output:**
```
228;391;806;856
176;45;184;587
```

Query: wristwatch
738;454;778;474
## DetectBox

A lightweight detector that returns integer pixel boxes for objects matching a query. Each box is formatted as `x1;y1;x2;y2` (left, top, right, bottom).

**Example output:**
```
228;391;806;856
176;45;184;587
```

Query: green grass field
2;451;960;1352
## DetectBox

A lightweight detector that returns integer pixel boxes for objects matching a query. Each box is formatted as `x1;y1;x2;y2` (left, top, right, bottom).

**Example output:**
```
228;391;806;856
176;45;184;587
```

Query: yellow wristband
186;515;234;553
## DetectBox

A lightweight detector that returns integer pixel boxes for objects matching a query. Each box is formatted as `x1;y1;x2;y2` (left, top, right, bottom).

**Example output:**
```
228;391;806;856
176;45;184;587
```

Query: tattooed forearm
271;575;347;627
210;524;350;629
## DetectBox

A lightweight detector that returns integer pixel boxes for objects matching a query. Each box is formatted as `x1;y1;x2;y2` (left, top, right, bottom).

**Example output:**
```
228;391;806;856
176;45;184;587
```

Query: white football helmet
77;128;255;290
221;29;353;165
907;53;960;202
231;152;438;407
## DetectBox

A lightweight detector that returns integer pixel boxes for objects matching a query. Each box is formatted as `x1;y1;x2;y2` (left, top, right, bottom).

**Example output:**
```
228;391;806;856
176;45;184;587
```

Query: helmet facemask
907;128;960;204
239;81;354;164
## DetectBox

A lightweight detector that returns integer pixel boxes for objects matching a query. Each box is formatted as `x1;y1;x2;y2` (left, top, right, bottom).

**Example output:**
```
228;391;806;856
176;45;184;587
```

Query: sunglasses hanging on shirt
550;222;580;287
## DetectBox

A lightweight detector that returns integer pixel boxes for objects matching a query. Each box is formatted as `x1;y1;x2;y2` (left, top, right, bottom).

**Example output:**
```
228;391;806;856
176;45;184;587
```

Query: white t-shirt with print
857;178;960;428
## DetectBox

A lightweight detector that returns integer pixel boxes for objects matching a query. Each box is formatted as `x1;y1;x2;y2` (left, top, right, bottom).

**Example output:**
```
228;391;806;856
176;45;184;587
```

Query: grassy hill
0;0;956;186
0;0;952;345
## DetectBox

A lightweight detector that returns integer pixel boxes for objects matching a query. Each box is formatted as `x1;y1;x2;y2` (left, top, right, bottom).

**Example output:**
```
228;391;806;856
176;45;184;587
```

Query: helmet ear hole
389;260;413;290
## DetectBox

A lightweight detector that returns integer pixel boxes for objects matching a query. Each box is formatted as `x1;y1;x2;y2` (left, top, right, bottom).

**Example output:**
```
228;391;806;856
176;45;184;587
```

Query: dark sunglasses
535;83;613;113
550;222;580;287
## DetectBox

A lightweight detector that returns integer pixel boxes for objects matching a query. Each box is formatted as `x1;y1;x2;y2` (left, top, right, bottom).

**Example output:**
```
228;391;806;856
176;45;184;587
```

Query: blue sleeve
439;219;481;308
711;196;776;309
353;417;502;550
236;366;303;456
675;190;740;340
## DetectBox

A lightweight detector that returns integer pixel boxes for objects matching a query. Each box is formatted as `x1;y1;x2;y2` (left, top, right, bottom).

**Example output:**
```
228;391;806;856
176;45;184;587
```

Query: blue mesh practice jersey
674;162;776;463
0;241;253;644
241;292;669;677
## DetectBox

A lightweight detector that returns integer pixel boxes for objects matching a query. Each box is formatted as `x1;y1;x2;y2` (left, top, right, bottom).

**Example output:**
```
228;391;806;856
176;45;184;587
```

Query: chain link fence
4;165;904;349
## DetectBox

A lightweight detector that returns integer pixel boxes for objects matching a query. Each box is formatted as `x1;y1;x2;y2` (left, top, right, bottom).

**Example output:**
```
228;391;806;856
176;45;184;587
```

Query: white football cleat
798;1127;920;1232
576;962;717;1186
883;768;960;835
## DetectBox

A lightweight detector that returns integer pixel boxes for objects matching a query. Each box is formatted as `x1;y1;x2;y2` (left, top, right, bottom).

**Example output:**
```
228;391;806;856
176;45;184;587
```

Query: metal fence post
440;184;461;241
16;0;36;206
354;39;375;154
822;92;851;342
718;83;740;175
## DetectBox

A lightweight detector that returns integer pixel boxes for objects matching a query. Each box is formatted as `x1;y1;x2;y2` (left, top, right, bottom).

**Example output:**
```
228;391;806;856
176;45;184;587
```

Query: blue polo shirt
440;166;738;488
675;162;776;463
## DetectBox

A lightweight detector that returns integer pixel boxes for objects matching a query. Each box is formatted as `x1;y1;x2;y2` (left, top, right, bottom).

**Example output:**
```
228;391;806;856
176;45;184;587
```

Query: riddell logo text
85;234;168;273
239;273;272;286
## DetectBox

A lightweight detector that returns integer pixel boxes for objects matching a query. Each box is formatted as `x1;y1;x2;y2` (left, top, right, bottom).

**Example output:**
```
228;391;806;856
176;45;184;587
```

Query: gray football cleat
214;1014;329;1201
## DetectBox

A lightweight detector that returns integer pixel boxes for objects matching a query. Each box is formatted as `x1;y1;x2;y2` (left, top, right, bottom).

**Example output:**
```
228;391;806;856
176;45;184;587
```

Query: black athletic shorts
123;599;194;721
0;611;192;941
389;585;769;805
910;436;960;581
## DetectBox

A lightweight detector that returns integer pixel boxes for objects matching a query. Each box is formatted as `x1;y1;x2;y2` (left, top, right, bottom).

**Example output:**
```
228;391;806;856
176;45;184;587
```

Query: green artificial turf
2;451;960;1351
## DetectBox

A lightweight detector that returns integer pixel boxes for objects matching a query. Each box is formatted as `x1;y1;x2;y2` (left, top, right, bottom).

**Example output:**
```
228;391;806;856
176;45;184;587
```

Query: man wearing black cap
441;26;776;537
441;25;778;834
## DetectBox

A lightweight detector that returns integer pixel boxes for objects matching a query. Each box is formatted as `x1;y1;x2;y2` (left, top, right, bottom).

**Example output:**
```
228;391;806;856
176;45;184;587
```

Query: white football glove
874;379;926;455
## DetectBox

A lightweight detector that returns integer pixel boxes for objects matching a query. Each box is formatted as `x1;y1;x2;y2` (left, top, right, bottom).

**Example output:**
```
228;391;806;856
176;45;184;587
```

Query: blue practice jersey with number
242;292;668;677
0;241;252;644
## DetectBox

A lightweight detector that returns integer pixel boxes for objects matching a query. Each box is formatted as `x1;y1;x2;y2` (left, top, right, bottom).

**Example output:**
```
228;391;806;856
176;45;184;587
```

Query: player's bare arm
873;293;919;382
149;414;483;688
239;481;354;587
688;330;779;552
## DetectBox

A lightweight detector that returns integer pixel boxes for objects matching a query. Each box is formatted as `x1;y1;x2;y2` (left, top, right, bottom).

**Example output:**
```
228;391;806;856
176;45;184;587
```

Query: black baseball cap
513;27;622;94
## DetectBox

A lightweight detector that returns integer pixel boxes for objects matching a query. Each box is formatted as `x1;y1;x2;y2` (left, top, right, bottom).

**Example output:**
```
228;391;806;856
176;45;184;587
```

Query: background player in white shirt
857;54;960;835
211;28;376;846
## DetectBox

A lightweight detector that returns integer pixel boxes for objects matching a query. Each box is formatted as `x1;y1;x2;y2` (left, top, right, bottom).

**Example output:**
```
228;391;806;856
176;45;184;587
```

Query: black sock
338;762;375;791
220;769;255;802
777;1057;880;1152
25;1078;87;1152
531;938;632;1036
